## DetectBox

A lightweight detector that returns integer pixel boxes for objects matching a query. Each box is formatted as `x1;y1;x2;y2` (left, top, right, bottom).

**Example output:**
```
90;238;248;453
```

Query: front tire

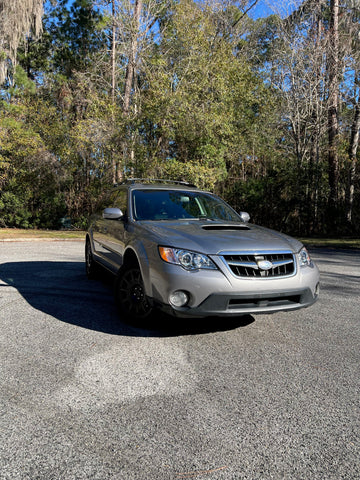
115;267;153;321
85;238;99;279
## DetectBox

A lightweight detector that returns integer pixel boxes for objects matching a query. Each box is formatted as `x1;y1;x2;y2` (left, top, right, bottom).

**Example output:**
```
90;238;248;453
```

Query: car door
92;188;128;272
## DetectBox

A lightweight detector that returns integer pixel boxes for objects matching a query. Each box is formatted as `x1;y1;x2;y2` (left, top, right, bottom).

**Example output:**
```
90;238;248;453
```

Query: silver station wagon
86;179;320;320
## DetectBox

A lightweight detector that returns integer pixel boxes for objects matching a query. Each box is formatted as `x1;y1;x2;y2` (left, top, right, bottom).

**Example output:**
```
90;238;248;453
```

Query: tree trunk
111;0;116;105
346;99;360;223
111;0;117;184
123;0;142;115
120;0;142;179
309;13;324;234
327;0;340;206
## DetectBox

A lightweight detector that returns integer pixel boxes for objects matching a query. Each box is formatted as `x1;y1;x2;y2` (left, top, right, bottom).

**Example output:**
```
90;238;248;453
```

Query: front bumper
146;253;320;318
166;287;319;317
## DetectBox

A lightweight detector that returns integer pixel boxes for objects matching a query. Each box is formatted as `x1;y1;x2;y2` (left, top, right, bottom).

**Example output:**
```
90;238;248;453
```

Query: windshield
132;190;240;222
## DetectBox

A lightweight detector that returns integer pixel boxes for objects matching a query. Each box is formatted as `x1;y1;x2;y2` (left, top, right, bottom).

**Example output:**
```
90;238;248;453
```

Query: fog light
169;290;189;308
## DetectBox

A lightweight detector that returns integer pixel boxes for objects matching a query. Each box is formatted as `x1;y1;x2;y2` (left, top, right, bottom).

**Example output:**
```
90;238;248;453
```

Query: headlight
159;246;217;271
298;247;312;267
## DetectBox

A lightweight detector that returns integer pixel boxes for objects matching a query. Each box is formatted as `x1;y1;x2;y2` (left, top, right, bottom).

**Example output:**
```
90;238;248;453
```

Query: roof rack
119;178;198;188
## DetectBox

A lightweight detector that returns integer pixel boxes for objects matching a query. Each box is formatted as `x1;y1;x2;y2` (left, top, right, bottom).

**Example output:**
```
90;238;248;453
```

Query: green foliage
44;0;106;77
0;97;67;228
132;0;276;193
148;158;226;191
0;0;358;235
220;155;332;236
0;192;33;228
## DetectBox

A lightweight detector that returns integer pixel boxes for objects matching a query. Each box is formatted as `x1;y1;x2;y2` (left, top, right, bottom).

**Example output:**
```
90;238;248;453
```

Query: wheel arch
85;232;94;250
120;244;152;296
122;247;140;269
85;232;100;279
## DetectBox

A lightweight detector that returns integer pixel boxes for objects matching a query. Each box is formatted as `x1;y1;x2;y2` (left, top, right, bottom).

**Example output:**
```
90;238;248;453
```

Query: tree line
0;0;359;235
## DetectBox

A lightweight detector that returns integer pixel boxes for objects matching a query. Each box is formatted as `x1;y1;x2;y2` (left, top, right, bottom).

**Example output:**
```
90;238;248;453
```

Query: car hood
137;220;303;254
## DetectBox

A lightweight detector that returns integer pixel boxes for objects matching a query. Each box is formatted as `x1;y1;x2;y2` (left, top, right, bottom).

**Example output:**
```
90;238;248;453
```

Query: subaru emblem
257;260;273;271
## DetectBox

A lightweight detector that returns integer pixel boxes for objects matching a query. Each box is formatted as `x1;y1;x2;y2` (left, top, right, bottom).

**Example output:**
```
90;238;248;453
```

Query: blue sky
248;0;302;19
59;0;301;21
248;1;274;19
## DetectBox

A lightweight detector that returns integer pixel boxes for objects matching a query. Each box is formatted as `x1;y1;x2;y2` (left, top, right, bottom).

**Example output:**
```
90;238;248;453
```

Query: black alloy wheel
115;267;152;320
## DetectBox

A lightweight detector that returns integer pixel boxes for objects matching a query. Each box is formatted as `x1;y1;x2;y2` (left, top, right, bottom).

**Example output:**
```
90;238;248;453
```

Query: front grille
222;252;295;278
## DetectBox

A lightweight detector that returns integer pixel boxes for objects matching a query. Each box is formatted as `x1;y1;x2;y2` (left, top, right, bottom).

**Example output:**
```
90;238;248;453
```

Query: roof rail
119;178;198;188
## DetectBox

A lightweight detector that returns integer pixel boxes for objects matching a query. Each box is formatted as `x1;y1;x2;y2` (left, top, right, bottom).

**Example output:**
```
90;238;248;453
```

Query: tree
44;0;105;77
240;5;328;232
244;0;360;234
337;1;360;225
0;0;43;84
327;0;340;207
0;86;67;228
1;0;358;233
134;0;274;190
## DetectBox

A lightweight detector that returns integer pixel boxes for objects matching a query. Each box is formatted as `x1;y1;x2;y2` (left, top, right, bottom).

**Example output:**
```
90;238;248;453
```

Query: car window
132;190;240;222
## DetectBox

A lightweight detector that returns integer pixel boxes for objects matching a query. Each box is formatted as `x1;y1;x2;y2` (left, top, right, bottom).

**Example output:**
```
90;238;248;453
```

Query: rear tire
115;266;153;321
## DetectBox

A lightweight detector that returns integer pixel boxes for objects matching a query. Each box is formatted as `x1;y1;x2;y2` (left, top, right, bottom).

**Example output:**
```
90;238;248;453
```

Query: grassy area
0;228;85;241
298;237;360;249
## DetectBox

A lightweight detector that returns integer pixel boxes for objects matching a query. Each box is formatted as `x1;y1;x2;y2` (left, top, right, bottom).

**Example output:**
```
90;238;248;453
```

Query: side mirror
239;211;250;223
103;207;123;220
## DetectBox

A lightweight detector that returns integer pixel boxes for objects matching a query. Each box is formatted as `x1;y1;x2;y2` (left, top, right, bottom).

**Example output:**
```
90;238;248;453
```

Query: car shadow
0;261;254;337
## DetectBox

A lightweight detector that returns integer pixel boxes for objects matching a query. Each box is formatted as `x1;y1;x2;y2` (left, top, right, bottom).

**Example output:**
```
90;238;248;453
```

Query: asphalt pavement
0;241;359;480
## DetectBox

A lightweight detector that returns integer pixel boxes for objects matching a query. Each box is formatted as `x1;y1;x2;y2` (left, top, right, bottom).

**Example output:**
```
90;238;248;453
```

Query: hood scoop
201;224;250;231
